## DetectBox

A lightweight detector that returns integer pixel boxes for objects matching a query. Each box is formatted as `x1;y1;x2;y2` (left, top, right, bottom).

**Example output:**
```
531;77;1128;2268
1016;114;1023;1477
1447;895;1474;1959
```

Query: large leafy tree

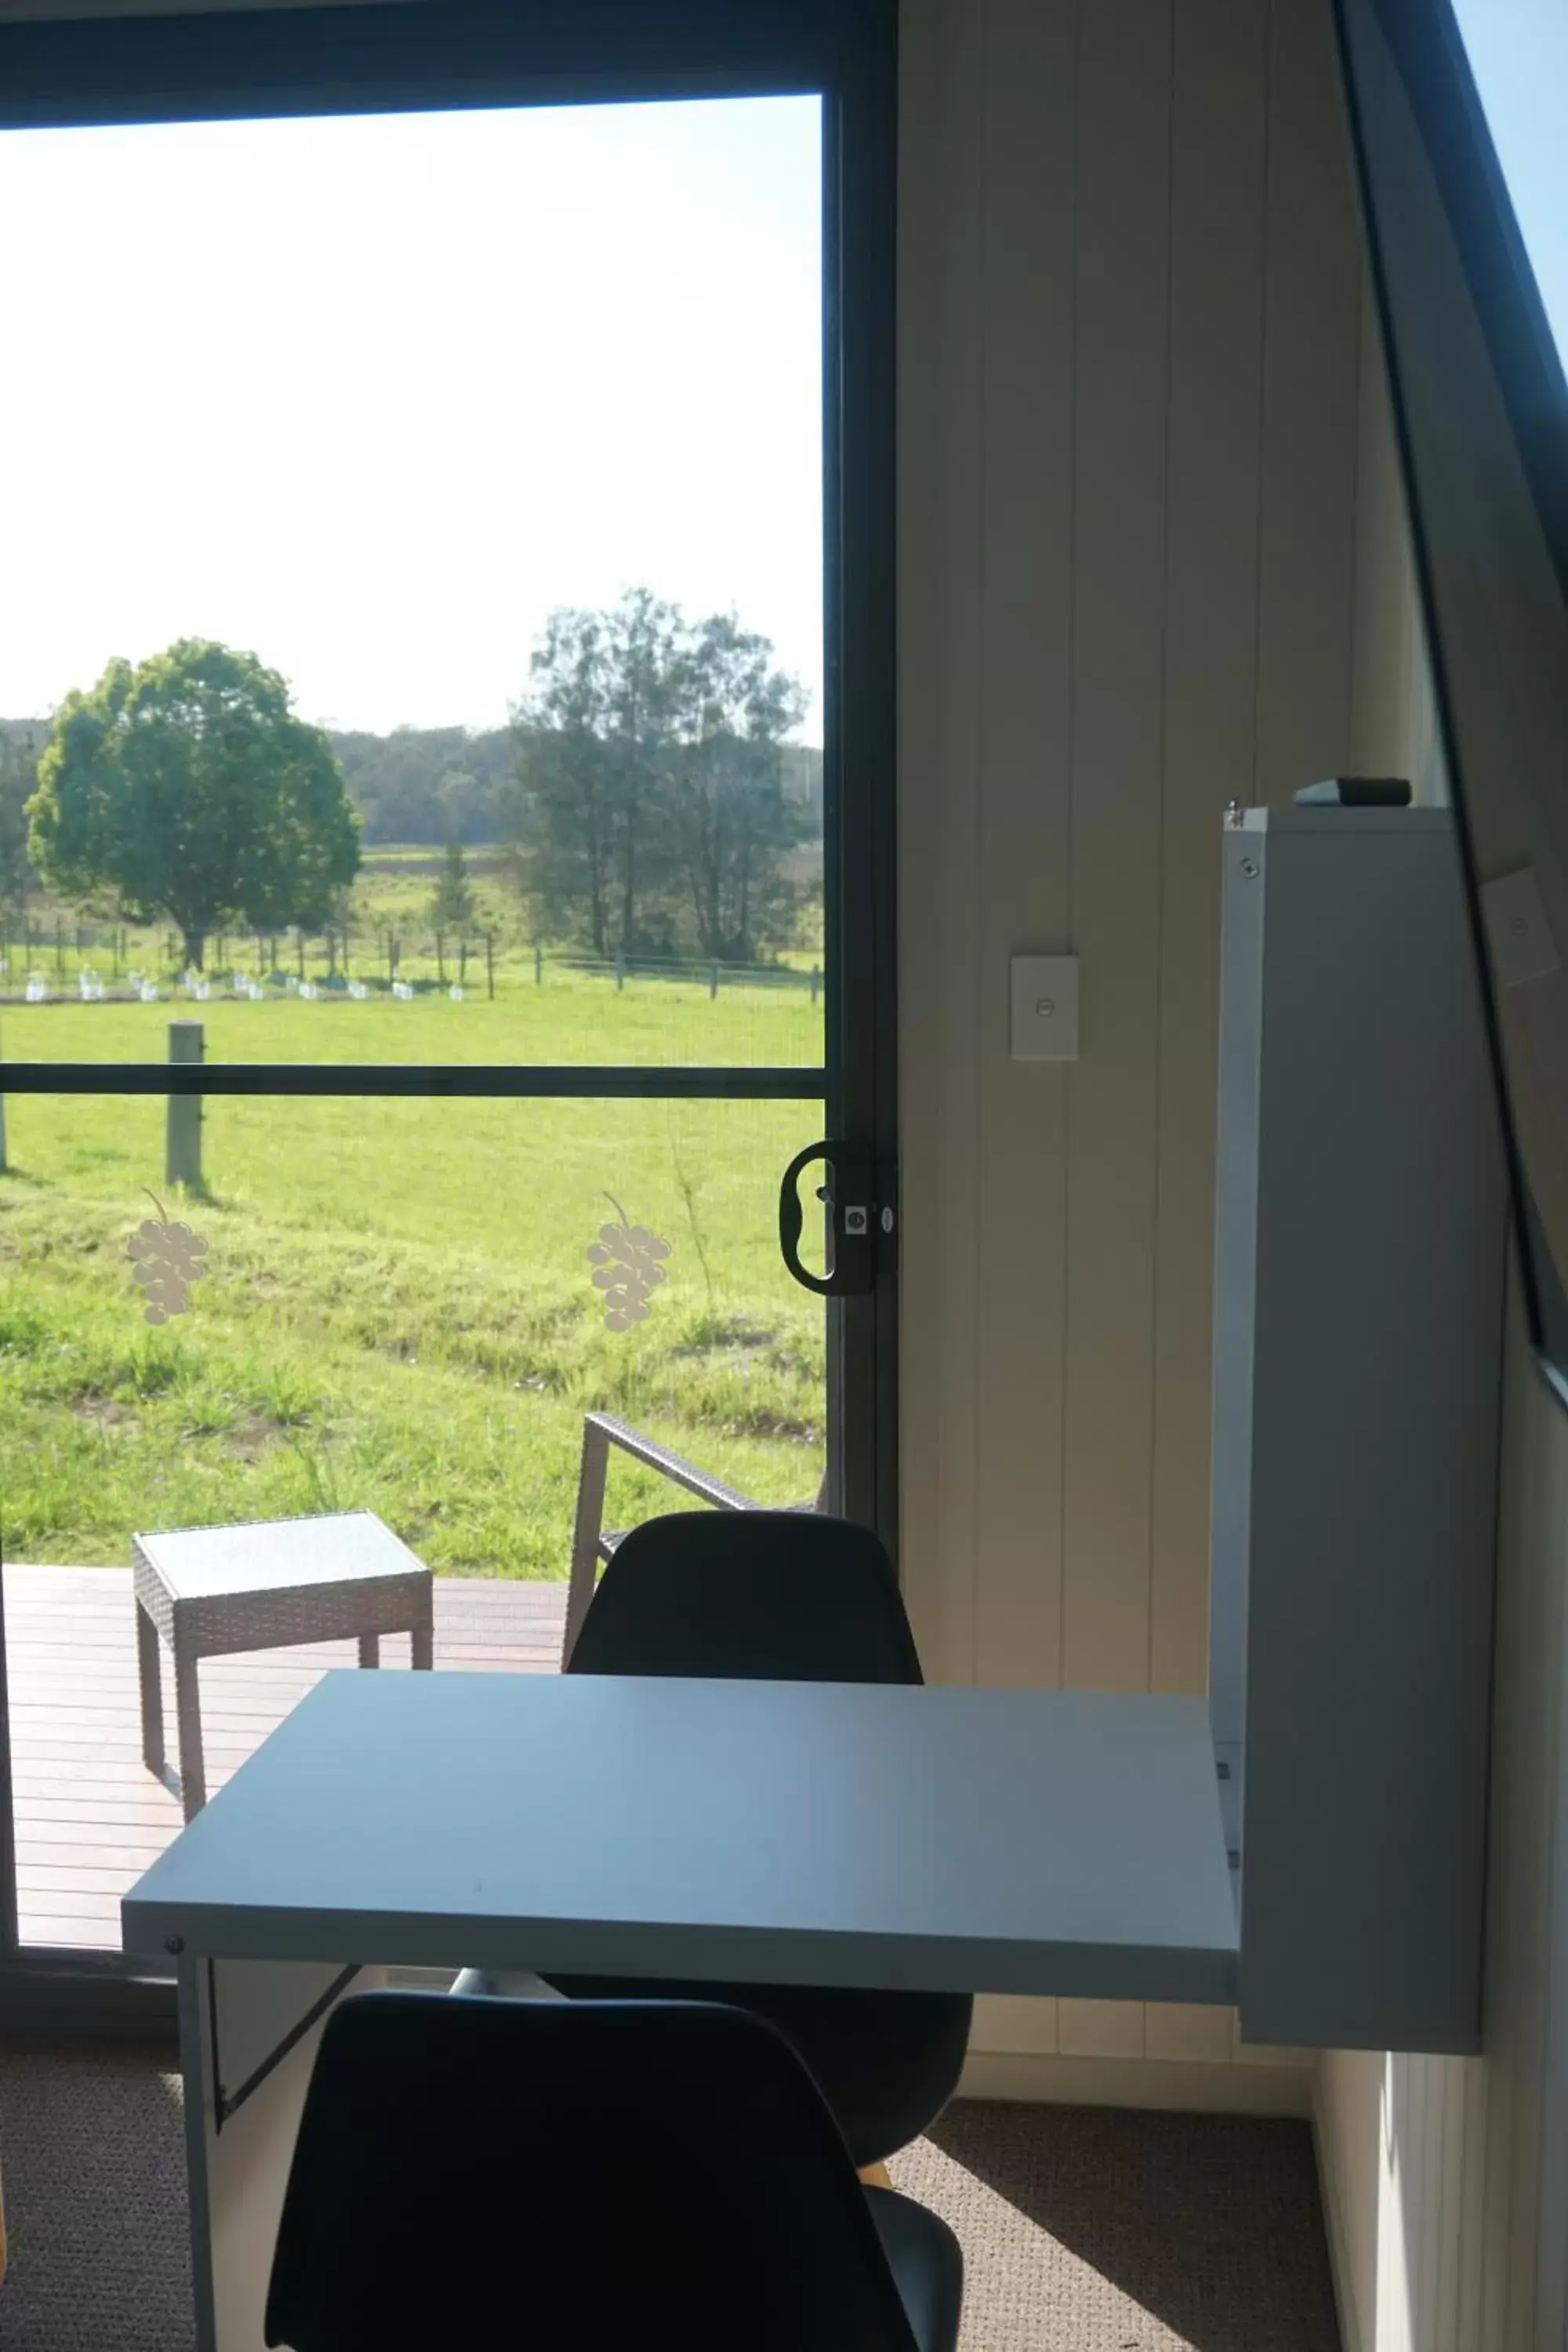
509;590;682;956
667;615;809;962
28;639;360;967
507;591;807;960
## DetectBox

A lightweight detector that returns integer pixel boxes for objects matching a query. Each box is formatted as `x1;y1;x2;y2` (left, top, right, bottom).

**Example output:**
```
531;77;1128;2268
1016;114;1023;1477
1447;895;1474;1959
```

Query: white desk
123;1671;1237;2351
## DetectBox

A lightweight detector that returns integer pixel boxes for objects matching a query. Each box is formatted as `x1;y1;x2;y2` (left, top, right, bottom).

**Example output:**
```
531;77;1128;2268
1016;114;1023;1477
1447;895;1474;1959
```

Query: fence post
534;942;543;986
54;917;64;978
615;949;625;992
710;961;719;1000
811;964;821;1007
166;1021;204;1189
487;933;496;1000
435;930;446;986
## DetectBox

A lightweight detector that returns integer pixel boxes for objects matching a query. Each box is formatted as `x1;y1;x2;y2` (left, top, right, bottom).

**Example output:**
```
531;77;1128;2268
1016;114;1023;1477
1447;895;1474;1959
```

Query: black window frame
0;0;897;2038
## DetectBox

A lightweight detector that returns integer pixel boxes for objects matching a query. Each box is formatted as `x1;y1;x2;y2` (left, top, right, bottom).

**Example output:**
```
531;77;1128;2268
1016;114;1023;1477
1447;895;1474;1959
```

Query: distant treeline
1;714;822;853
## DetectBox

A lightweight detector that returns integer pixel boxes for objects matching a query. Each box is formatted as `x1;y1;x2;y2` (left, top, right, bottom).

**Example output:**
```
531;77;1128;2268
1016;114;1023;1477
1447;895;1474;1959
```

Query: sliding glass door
0;0;895;2027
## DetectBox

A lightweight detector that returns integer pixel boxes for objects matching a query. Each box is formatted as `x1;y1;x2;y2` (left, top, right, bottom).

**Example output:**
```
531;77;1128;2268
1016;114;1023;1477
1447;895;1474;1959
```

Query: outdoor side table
133;1512;434;1820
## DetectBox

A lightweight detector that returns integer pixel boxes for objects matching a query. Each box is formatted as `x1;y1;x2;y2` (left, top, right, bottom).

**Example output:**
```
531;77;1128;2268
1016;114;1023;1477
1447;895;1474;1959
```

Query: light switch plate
1481;866;1561;989
1011;954;1079;1061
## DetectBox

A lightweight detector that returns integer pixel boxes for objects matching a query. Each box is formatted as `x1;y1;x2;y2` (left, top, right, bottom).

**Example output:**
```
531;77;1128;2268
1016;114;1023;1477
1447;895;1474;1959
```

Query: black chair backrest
266;1991;920;2352
569;1510;923;1685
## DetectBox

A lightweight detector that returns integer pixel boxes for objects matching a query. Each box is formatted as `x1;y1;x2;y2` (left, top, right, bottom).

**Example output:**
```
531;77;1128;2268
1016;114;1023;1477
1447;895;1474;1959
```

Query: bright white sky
1452;0;1568;361
0;96;823;737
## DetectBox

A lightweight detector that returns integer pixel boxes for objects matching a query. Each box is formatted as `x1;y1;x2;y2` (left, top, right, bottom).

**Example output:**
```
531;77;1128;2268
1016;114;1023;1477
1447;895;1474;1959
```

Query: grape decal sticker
127;1192;209;1326
587;1195;672;1332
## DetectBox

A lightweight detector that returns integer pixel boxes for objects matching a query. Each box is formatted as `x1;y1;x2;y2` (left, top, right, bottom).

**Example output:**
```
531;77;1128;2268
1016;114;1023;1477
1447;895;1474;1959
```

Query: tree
0;727;38;923
667;615;810;962
27;639;360;968
429;837;477;939
320;883;358;978
508;608;615;953
508;589;681;956
506;590;808;960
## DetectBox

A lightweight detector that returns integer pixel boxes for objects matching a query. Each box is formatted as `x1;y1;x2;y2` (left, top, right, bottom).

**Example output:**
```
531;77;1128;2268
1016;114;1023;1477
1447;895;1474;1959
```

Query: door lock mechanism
779;1141;877;1295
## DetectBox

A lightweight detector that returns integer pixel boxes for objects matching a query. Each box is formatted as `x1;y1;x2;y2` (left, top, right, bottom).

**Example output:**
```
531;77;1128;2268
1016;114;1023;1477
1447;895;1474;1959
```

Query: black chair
266;1991;964;2352
544;1509;974;2170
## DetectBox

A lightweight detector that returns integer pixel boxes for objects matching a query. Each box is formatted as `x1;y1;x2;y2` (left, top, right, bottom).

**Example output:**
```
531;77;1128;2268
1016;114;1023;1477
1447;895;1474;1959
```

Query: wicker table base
133;1512;434;1820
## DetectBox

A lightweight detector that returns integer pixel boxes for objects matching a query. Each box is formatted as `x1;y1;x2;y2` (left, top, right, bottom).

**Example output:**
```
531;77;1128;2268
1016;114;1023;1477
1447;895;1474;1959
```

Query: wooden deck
2;1563;568;1951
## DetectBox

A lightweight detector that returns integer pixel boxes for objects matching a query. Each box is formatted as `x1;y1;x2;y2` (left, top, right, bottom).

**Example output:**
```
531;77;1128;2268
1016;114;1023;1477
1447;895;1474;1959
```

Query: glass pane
0;1091;825;1951
0;96;825;1067
1451;1;1568;364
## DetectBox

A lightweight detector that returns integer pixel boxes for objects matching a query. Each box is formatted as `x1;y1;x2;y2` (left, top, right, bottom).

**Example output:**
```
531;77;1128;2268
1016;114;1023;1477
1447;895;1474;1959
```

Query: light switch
1011;954;1079;1061
1481;866;1561;989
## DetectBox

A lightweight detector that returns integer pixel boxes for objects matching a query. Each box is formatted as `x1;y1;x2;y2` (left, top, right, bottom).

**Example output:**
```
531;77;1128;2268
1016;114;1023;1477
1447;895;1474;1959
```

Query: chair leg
136;1604;165;1779
411;1621;434;1671
564;1421;610;1665
173;1641;206;1821
358;1634;380;1668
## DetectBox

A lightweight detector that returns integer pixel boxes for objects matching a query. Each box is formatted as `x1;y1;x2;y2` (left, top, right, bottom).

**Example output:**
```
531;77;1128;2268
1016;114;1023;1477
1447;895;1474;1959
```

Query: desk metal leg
180;1955;378;2352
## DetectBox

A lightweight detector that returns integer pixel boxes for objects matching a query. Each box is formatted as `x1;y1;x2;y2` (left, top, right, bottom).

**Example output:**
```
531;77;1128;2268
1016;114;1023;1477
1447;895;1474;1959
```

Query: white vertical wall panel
1150;0;1269;1710
1252;0;1363;799
1131;0;1269;2076
897;0;986;1692
900;0;1363;2088
1056;0;1172;2071
1056;0;1170;1722
971;0;1076;1700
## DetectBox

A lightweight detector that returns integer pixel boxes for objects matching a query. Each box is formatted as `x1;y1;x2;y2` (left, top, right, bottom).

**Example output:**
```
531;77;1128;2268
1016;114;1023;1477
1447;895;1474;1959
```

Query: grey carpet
0;2045;191;2351
891;2102;1341;2351
0;2044;1341;2350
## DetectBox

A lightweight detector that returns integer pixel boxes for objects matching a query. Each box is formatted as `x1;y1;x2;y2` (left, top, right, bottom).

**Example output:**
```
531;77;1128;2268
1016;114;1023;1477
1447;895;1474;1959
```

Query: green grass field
0;986;827;1577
